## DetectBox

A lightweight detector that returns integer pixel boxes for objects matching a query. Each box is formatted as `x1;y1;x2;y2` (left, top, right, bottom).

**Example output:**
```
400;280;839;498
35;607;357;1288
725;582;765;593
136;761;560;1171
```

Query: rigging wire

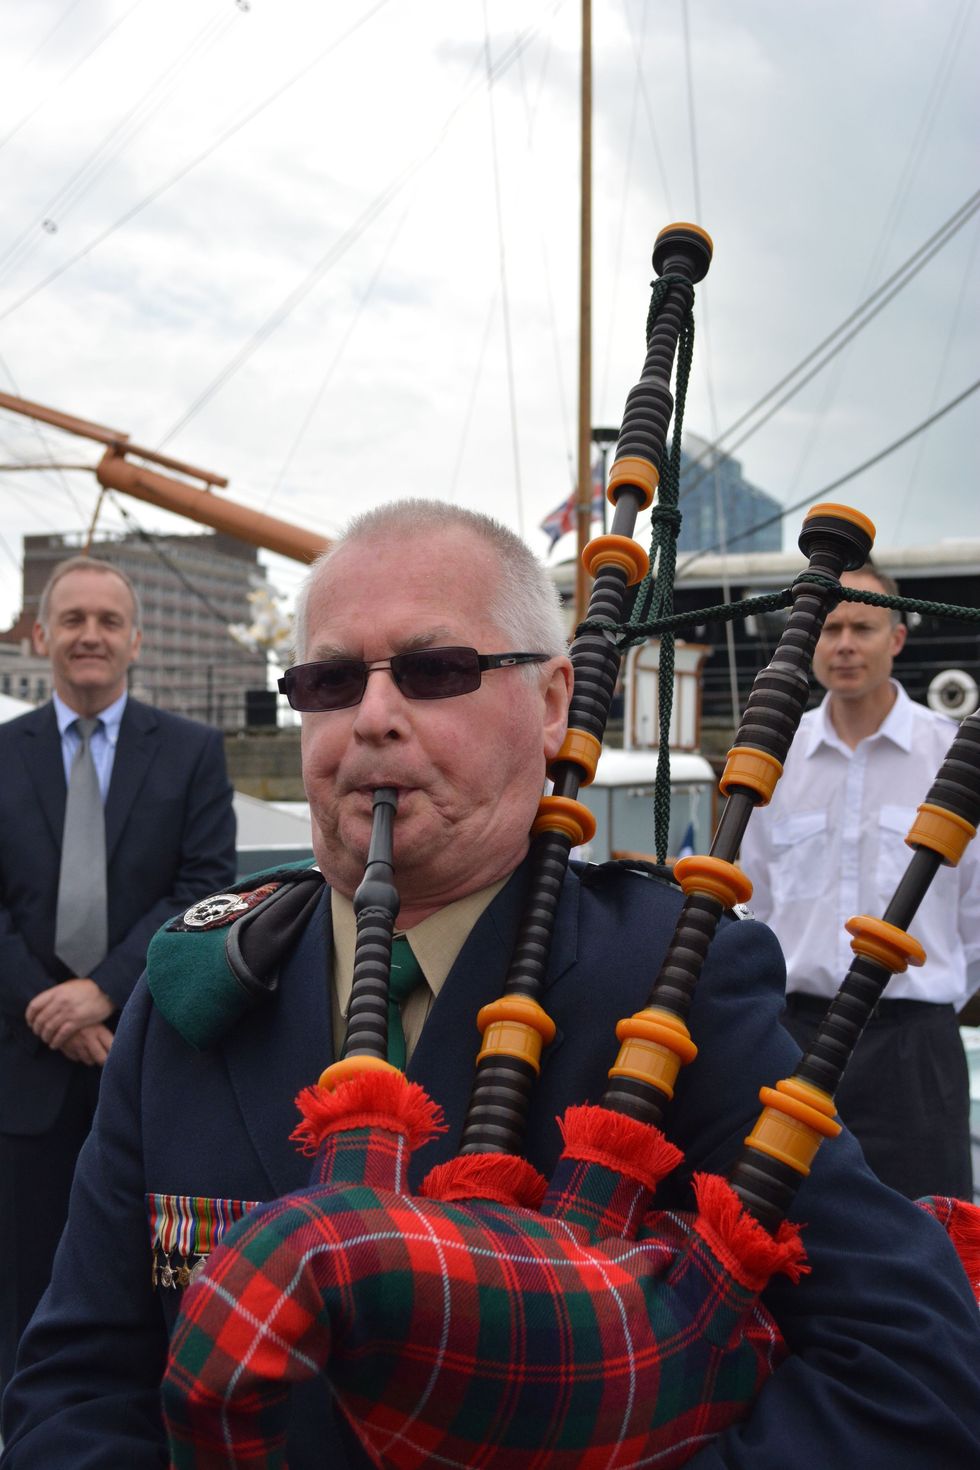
893;211;980;540
19;0;87;73
676;187;980;503
448;292;500;504
679;0;739;722
629;1;673;219
862;0;974;293
483;0;524;536
675;376;980;576
0;7;237;286
0;472;65;531
258;199;416;513
768;0;975;507
513;18;574;489
0;0;398;326
597;0;645;417
0;0;151;158
155;0;565;449
0;352;88;519
107;495;243;629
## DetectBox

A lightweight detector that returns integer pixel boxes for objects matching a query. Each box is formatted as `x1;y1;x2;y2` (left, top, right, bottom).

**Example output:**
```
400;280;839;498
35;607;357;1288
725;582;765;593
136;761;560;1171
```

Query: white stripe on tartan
550;1212;639;1469
198;1205;736;1469
375;1192;455;1460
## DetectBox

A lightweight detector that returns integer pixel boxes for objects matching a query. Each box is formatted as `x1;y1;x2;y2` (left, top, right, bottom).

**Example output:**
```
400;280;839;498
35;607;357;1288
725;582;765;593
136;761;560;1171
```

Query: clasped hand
25;978;115;1055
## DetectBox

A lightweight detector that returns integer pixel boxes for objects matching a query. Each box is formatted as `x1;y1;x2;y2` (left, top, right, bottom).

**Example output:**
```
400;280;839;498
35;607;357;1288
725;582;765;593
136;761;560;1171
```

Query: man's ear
32;621;48;658
890;620;908;658
542;657;574;761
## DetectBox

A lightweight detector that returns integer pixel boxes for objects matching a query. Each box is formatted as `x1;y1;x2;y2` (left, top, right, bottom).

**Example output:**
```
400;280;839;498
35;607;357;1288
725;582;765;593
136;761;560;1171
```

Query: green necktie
387;935;427;1070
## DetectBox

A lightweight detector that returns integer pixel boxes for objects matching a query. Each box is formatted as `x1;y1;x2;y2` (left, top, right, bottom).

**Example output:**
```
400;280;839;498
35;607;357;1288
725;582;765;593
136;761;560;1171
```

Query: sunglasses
278;646;551;712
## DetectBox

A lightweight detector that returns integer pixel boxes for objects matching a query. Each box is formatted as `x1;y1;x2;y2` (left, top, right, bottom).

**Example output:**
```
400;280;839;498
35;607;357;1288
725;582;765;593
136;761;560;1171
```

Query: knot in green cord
650;505;683;532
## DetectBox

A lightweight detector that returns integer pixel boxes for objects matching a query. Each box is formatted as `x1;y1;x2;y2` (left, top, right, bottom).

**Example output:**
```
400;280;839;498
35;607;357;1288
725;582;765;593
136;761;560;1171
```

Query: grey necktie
54;716;108;977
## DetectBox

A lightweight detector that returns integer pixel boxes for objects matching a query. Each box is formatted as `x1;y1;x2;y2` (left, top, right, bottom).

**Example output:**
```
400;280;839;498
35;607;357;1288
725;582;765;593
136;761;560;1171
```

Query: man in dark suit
2;507;979;1468
0;556;236;1387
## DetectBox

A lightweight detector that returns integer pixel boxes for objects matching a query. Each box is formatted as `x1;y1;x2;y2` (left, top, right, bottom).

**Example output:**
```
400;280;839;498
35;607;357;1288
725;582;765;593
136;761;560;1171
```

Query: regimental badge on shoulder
182;894;250;928
147;1192;261;1289
171;882;282;932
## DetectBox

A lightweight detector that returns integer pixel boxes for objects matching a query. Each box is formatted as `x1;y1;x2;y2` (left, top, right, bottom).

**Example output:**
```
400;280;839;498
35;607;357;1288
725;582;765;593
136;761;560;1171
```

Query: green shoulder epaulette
147;861;326;1050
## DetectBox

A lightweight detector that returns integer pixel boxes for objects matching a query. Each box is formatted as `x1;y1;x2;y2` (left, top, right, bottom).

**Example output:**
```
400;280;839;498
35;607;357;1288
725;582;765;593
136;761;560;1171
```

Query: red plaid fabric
164;1086;799;1469
916;1195;980;1304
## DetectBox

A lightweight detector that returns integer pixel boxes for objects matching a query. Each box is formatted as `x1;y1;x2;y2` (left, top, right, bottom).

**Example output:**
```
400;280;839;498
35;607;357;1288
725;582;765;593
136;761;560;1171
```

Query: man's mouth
352;783;415;801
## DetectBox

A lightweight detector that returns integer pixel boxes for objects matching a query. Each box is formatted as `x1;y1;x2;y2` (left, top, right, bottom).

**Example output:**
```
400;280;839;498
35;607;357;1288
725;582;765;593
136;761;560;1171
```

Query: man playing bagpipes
3;496;979;1469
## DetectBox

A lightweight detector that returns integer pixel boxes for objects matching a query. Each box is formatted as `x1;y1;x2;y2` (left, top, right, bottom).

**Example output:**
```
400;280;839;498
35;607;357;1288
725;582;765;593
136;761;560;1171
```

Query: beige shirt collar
330;877;508;1062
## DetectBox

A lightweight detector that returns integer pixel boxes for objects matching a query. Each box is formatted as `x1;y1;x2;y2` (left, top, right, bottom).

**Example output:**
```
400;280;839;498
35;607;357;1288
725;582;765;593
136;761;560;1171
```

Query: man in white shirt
740;563;980;1200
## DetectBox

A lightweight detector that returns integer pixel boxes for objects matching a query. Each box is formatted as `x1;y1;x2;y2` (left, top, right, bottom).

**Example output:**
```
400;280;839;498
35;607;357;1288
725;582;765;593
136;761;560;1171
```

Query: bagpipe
162;224;980;1469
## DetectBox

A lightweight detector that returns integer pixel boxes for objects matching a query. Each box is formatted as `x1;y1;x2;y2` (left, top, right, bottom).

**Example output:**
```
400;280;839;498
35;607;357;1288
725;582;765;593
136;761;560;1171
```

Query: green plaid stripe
164;1122;786;1467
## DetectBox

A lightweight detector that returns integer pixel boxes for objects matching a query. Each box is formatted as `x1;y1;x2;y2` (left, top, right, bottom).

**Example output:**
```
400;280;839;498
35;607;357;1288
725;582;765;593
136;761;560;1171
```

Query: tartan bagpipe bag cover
163;1070;808;1469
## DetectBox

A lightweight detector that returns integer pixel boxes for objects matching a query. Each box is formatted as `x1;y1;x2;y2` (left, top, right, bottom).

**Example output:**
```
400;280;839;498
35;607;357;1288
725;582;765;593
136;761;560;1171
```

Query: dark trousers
0;1064;101;1388
783;993;973;1202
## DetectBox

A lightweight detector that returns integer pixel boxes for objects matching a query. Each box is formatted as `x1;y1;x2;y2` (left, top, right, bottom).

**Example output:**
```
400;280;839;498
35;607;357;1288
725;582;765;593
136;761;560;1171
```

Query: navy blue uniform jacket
0;697;237;1135
3;861;979;1467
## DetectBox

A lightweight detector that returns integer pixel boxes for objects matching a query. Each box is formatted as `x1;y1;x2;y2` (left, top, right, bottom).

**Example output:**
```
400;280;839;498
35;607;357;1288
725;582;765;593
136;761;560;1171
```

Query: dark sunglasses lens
396;647;481;699
287;661;365;711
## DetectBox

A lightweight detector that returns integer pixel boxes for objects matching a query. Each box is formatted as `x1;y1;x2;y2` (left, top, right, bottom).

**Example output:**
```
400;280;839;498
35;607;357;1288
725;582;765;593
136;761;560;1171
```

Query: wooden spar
0;389;329;565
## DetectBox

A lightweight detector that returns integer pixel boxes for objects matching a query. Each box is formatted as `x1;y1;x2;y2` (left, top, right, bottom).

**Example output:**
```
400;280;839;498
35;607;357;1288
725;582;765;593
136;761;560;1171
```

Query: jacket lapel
105;699;158;862
407;860;581;1179
18;703;67;847
223;887;335;1197
220;862;583;1196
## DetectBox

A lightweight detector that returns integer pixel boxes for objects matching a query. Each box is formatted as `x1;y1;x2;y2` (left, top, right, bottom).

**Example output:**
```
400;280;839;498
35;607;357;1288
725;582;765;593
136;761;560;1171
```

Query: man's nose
351;666;409;738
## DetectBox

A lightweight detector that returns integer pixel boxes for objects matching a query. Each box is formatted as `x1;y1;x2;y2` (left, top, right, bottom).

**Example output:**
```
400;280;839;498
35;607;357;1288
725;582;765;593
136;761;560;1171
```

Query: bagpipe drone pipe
162;226;980;1470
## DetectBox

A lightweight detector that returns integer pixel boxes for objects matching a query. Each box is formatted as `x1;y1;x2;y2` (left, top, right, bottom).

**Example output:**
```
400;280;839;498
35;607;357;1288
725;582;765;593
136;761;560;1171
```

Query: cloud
0;0;976;632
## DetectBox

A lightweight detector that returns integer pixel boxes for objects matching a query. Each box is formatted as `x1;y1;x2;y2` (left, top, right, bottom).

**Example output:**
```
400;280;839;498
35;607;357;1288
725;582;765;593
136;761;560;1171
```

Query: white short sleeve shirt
739;682;980;1008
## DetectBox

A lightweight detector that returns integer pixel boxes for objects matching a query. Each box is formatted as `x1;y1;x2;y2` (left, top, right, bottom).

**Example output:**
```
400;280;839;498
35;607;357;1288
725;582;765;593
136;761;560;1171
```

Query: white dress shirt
739;681;980;1008
53;690;128;803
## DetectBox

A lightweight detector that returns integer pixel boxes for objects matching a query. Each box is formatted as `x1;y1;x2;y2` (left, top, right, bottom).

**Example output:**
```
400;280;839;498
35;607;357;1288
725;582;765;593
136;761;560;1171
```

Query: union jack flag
540;462;607;552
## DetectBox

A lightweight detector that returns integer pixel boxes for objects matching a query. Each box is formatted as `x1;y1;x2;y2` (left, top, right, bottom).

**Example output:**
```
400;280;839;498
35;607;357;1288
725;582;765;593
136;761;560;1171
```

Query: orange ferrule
318;1055;400;1090
581;535;649;587
845;914;926;972
608;1008;698;1100
532;795;597;846
719;746;783;805
803;502;876;542
606;456;658;510
476;995;556;1073
655;221;714;256
551;728;602;786
673;854;753;908
743;1076;841;1177
906;802;976;866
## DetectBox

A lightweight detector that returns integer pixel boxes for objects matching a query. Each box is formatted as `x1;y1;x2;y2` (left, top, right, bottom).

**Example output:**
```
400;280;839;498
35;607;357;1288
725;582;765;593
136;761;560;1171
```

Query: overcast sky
0;0;976;631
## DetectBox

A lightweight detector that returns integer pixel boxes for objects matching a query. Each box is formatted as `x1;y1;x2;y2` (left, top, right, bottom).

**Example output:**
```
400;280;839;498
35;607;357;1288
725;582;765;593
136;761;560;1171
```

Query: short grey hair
849;560;902;627
293;500;568;666
37;556;143;634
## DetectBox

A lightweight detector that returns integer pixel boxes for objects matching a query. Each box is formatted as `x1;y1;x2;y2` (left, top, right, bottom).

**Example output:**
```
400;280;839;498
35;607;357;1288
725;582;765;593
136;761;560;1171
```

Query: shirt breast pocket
769;811;828;904
875;804;917;909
